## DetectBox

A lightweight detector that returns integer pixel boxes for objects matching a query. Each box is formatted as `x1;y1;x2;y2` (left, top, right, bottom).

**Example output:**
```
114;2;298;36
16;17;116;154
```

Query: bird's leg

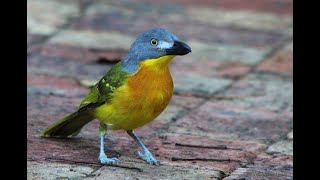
127;130;160;165
98;122;119;165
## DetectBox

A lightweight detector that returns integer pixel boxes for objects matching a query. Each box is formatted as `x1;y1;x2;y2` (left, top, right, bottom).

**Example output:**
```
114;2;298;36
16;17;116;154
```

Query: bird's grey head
122;28;191;73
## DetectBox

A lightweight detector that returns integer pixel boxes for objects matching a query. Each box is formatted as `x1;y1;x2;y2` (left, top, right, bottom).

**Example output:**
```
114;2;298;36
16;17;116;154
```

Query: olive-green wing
78;62;129;111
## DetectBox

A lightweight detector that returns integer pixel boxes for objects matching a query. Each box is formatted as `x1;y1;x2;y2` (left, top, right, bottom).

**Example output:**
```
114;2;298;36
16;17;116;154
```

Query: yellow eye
150;39;158;46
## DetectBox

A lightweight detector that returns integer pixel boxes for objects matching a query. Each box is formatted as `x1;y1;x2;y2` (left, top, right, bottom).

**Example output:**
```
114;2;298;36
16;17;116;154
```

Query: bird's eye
150;39;158;46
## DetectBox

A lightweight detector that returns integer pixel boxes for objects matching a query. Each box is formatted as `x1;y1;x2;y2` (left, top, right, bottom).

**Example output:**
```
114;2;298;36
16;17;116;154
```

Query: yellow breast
94;55;175;130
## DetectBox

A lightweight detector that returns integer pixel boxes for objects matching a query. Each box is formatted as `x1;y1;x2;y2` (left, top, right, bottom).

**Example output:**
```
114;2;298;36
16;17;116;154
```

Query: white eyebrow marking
157;41;173;49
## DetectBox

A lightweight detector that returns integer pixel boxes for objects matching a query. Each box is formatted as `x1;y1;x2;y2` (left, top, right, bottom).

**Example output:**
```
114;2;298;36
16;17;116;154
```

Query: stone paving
27;0;293;179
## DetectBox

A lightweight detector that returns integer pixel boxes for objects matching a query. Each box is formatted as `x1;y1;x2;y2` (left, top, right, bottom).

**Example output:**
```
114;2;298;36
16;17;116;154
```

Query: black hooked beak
165;41;192;56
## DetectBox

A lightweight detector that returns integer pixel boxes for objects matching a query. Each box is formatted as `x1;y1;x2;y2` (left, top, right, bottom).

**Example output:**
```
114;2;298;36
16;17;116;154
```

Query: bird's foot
137;151;160;165
99;154;120;165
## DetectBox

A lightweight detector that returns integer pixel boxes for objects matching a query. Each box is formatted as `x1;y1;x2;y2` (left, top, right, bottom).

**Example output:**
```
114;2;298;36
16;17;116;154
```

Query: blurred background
27;0;293;102
27;0;292;179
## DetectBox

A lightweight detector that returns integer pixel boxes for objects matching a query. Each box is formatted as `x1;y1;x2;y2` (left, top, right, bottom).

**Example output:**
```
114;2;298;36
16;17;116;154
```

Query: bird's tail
40;110;95;138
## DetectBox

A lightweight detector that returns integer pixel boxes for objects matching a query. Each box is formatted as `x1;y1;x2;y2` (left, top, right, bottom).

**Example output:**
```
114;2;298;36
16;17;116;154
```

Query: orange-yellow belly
94;56;174;130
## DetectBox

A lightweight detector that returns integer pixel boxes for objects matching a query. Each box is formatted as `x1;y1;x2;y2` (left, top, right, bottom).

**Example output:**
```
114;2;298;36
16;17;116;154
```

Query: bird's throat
139;55;175;70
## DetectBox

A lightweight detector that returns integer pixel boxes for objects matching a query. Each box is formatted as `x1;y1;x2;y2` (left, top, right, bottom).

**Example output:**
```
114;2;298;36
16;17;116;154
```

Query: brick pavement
27;0;293;179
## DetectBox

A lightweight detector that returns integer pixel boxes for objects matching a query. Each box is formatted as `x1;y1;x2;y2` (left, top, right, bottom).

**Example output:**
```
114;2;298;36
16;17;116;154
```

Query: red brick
162;135;266;152
172;58;220;77
221;73;293;112
27;74;89;98
165;22;287;47
132;0;293;16
254;152;292;166
225;153;292;179
27;53;112;82
130;136;258;172
29;43;127;64
28;74;87;92
170;95;204;109
256;49;293;75
210;0;293;16
172;58;251;79
214;62;251;78
168;101;292;144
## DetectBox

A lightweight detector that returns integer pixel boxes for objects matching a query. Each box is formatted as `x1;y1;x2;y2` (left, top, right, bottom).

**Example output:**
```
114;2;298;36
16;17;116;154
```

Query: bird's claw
137;151;160;165
99;154;120;165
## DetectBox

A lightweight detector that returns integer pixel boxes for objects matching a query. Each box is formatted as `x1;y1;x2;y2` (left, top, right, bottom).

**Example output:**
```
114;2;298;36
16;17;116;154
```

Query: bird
40;28;192;166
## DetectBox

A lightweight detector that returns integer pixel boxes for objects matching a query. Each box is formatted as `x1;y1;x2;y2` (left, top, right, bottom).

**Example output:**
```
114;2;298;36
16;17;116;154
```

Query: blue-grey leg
98;122;119;165
127;130;160;165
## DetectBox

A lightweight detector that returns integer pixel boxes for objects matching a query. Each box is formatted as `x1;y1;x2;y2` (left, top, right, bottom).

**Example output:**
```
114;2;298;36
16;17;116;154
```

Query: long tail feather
40;110;95;138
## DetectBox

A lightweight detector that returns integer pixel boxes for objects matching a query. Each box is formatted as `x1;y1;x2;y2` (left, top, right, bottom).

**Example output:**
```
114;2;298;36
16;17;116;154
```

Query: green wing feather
79;62;129;111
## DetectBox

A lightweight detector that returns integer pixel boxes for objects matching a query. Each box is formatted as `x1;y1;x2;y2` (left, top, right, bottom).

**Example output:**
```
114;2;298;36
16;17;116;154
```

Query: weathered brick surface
173;58;251;79
27;0;292;179
169;95;204;109
77;0;292;33
27;73;88;97
208;0;293;16
27;161;95;180
146;135;262;172
172;73;232;96
266;140;293;155
48;29;270;65
131;0;293;16
88;160;223;179
256;41;293;75
28;53;112;82
186;41;270;65
27;0;80;35
49;30;134;50
225;153;292;179
29;43;127;64
47;0;292;67
221;73;293;112
168;101;292;145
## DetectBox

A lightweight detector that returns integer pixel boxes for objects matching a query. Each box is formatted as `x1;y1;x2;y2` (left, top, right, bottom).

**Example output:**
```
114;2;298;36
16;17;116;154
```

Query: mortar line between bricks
218;39;293;180
150;77;238;138
218;38;293;180
145;98;206;139
170;36;293;101
175;35;292;101
153;37;294;180
264;129;293;154
44;156;143;172
249;36;293;75
211;36;293;101
221;156;259;180
178;82;236;114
